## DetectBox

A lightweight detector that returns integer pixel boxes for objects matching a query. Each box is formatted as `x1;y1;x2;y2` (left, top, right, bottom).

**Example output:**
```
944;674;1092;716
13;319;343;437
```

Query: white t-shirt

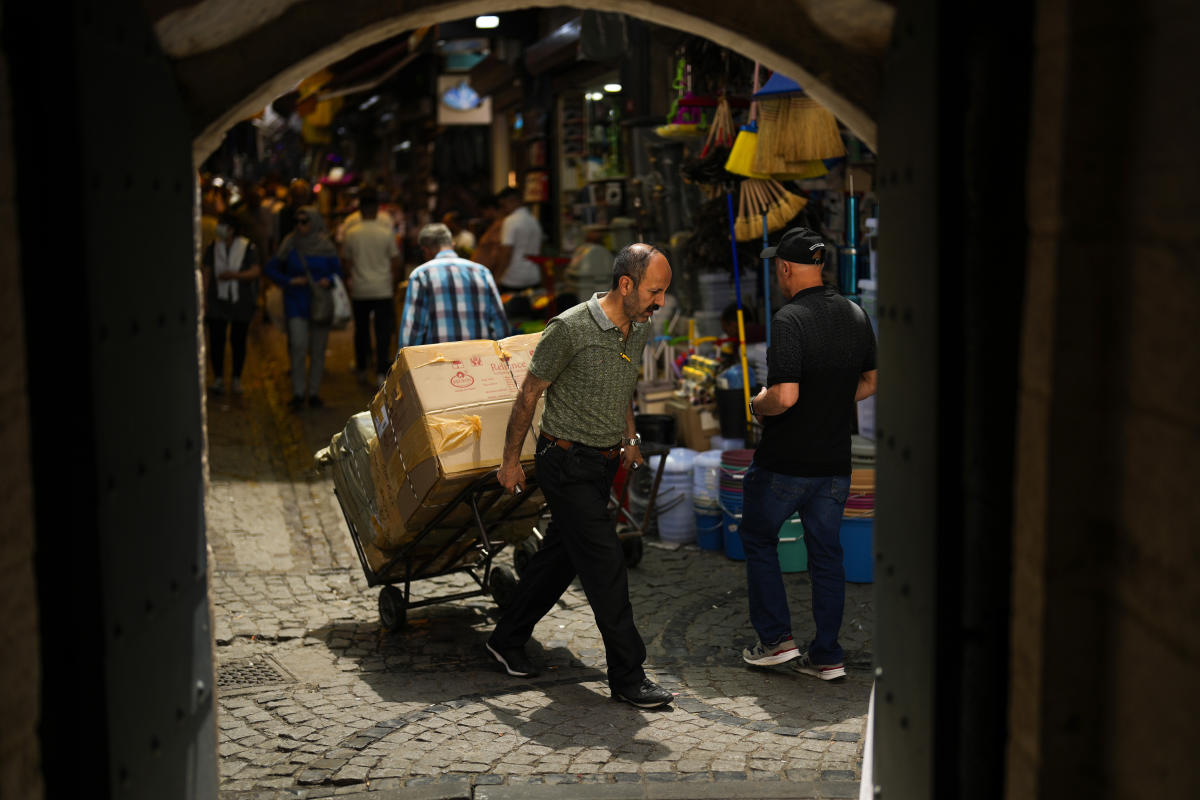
499;206;543;288
342;219;400;299
337;209;396;243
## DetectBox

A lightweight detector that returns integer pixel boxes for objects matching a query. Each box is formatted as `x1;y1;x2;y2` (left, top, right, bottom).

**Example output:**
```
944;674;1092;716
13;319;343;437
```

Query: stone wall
1008;1;1200;796
0;36;43;800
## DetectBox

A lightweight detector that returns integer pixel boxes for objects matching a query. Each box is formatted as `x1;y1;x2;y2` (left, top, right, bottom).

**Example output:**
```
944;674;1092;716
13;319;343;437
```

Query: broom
725;63;769;179
735;179;807;241
751;71;844;175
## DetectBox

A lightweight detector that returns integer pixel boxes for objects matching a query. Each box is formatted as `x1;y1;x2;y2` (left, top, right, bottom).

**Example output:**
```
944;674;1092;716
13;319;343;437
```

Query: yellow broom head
735;214;760;242
771;159;829;181
777;96;846;161
726;125;769;178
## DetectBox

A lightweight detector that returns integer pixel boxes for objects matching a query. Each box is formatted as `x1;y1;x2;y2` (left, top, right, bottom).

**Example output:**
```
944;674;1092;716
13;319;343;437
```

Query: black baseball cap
760;227;826;264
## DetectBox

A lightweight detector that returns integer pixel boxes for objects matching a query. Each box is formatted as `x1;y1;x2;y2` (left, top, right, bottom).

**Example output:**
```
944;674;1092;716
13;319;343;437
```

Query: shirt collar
587;291;647;333
434;248;458;259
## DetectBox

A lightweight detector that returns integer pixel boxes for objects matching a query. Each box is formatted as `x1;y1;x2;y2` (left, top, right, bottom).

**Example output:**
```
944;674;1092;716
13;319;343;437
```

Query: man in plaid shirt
398;223;511;348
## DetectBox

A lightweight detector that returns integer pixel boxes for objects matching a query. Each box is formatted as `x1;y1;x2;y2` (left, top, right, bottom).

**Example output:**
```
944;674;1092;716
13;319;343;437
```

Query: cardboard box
497;332;541;389
370;339;544;535
667;397;721;451
636;380;677;415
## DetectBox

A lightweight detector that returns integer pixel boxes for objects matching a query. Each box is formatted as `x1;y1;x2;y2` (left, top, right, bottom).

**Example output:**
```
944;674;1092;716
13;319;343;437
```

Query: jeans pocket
829;476;850;504
563;447;607;481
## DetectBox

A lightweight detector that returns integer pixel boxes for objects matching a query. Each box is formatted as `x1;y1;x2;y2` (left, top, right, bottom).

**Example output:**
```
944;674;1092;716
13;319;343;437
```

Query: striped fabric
398;249;511;348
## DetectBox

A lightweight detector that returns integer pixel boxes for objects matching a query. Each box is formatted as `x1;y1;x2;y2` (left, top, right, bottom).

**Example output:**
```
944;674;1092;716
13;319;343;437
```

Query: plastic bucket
723;511;746;560
695;509;723;550
841;517;874;582
778;514;808;572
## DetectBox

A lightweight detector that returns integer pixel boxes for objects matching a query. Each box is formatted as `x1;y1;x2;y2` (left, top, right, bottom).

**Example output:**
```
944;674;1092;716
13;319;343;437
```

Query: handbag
296;248;350;328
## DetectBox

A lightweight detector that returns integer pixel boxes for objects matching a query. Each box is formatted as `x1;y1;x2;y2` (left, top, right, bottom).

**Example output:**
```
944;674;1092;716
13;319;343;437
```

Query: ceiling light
475;15;499;29
359;94;380;111
603;83;622;93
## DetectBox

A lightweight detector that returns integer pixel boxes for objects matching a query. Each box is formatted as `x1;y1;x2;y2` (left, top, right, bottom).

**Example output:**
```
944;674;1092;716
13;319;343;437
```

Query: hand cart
315;414;544;630
343;470;543;630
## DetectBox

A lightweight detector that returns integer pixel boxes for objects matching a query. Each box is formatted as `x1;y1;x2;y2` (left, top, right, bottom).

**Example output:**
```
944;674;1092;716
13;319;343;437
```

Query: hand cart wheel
489;565;519;609
513;536;540;578
618;525;645;568
378;585;407;630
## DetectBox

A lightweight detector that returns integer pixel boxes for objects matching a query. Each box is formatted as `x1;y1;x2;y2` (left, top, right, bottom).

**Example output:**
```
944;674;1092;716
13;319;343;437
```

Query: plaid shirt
398;249;511;348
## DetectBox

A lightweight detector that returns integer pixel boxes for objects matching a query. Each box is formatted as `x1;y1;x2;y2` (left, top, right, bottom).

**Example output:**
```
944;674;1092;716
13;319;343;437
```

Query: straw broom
735;179;807;241
778;95;845;162
726;63;769;179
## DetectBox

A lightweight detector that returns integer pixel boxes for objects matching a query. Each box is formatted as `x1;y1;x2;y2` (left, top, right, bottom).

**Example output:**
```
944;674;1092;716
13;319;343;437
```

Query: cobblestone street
208;320;874;800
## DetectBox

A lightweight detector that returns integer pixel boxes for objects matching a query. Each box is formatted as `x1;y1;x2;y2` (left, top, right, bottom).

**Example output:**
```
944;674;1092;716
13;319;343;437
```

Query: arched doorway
12;1;1195;799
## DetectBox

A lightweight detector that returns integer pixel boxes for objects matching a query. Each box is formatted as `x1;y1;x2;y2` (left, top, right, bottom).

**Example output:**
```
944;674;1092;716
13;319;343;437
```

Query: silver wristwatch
623;433;642;447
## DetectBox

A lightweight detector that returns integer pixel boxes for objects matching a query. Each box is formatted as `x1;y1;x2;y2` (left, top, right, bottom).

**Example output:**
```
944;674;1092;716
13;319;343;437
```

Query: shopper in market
397;223;509;348
264;205;342;410
491;186;544;292
203;212;261;396
341;185;402;387
488;244;675;709
739;227;877;680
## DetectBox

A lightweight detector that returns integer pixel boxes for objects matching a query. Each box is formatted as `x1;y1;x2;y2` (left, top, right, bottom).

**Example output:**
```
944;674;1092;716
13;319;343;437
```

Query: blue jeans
740;464;850;665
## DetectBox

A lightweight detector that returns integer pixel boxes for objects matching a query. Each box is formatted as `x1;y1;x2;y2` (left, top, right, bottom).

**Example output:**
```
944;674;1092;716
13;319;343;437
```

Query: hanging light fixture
475;15;499;29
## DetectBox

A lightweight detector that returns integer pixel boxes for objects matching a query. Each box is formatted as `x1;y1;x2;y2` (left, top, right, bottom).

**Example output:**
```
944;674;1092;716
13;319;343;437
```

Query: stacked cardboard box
368;335;543;548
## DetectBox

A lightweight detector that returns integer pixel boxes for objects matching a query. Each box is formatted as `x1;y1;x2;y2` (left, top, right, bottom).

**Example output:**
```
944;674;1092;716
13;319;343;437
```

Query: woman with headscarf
264;205;342;410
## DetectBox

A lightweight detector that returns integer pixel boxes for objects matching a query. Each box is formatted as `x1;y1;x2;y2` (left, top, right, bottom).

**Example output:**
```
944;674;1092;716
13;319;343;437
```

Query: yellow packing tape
396;413;483;467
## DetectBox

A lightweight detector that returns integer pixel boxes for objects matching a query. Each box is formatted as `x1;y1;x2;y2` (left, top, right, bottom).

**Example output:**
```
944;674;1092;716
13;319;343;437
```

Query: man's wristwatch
623;433;642;448
749;400;758;416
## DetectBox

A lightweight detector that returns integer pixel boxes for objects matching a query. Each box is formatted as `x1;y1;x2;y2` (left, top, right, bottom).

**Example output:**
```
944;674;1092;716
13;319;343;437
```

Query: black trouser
490;437;647;691
352;297;396;375
208;319;250;379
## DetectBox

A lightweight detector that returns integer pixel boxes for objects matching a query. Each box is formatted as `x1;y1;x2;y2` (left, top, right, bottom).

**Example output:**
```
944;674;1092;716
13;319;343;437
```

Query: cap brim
759;246;778;259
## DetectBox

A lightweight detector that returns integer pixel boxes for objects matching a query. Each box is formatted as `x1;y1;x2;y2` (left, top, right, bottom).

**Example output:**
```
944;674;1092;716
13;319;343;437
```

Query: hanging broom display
751;71;843;178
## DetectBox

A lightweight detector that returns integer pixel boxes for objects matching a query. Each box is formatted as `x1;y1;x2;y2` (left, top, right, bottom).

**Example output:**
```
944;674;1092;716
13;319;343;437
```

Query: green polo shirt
529;293;651;448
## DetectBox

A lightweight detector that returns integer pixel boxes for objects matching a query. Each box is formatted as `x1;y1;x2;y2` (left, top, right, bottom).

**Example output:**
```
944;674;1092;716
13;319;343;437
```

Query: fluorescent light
603;83;622;93
359;94;380;111
392;140;412;152
587;91;603;101
475;15;499;29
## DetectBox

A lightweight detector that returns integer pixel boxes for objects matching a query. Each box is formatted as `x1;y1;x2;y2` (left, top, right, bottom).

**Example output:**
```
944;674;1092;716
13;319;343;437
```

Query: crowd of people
199;174;549;409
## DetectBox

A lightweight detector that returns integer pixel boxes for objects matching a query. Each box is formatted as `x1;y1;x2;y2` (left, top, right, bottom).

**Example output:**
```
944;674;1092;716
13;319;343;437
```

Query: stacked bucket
841;467;875;582
692;450;724;550
717;449;755;559
647;449;697;543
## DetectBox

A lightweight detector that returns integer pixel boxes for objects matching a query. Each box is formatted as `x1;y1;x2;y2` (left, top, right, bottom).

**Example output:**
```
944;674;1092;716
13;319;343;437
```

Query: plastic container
695;509;723;550
841;517;874;582
692;450;723;506
648;452;698;543
778;514;808;572
710;435;745;451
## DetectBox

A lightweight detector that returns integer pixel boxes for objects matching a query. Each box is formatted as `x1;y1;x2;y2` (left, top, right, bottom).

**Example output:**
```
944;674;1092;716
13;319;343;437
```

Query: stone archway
145;0;893;161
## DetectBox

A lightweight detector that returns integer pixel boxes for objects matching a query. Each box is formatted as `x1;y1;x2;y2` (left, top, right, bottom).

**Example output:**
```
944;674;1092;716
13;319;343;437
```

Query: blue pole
726;191;742;306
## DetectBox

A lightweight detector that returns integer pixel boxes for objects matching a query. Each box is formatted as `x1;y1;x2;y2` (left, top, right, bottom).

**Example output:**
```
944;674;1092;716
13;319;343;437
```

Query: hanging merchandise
751;71;843;176
734;179;807;241
725;63;768;179
681;95;737;193
657;59;707;139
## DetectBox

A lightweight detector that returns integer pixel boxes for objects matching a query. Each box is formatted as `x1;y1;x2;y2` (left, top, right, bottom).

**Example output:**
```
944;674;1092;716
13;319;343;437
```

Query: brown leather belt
540;432;622;460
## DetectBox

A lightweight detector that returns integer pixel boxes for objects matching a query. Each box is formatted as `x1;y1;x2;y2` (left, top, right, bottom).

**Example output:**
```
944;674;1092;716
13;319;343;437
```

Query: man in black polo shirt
739;227;877;681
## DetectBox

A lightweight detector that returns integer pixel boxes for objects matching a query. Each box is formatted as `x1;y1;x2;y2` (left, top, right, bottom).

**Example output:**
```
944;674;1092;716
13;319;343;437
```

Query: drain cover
217;655;297;693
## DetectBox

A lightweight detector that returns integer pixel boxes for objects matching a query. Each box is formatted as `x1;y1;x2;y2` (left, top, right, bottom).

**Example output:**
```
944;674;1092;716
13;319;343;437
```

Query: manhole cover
217;654;297;694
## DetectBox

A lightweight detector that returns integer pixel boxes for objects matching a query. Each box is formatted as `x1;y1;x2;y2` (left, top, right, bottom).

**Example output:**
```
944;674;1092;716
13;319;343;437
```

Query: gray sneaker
791;650;846;681
742;635;799;666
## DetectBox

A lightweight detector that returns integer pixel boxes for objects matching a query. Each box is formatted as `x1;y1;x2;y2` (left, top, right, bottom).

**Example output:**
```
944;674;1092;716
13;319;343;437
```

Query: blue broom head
754;72;804;97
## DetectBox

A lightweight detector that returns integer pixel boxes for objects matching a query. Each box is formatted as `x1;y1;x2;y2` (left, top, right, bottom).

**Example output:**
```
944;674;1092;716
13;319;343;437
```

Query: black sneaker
611;678;674;709
287;395;305;411
308;395;324;408
485;640;538;677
